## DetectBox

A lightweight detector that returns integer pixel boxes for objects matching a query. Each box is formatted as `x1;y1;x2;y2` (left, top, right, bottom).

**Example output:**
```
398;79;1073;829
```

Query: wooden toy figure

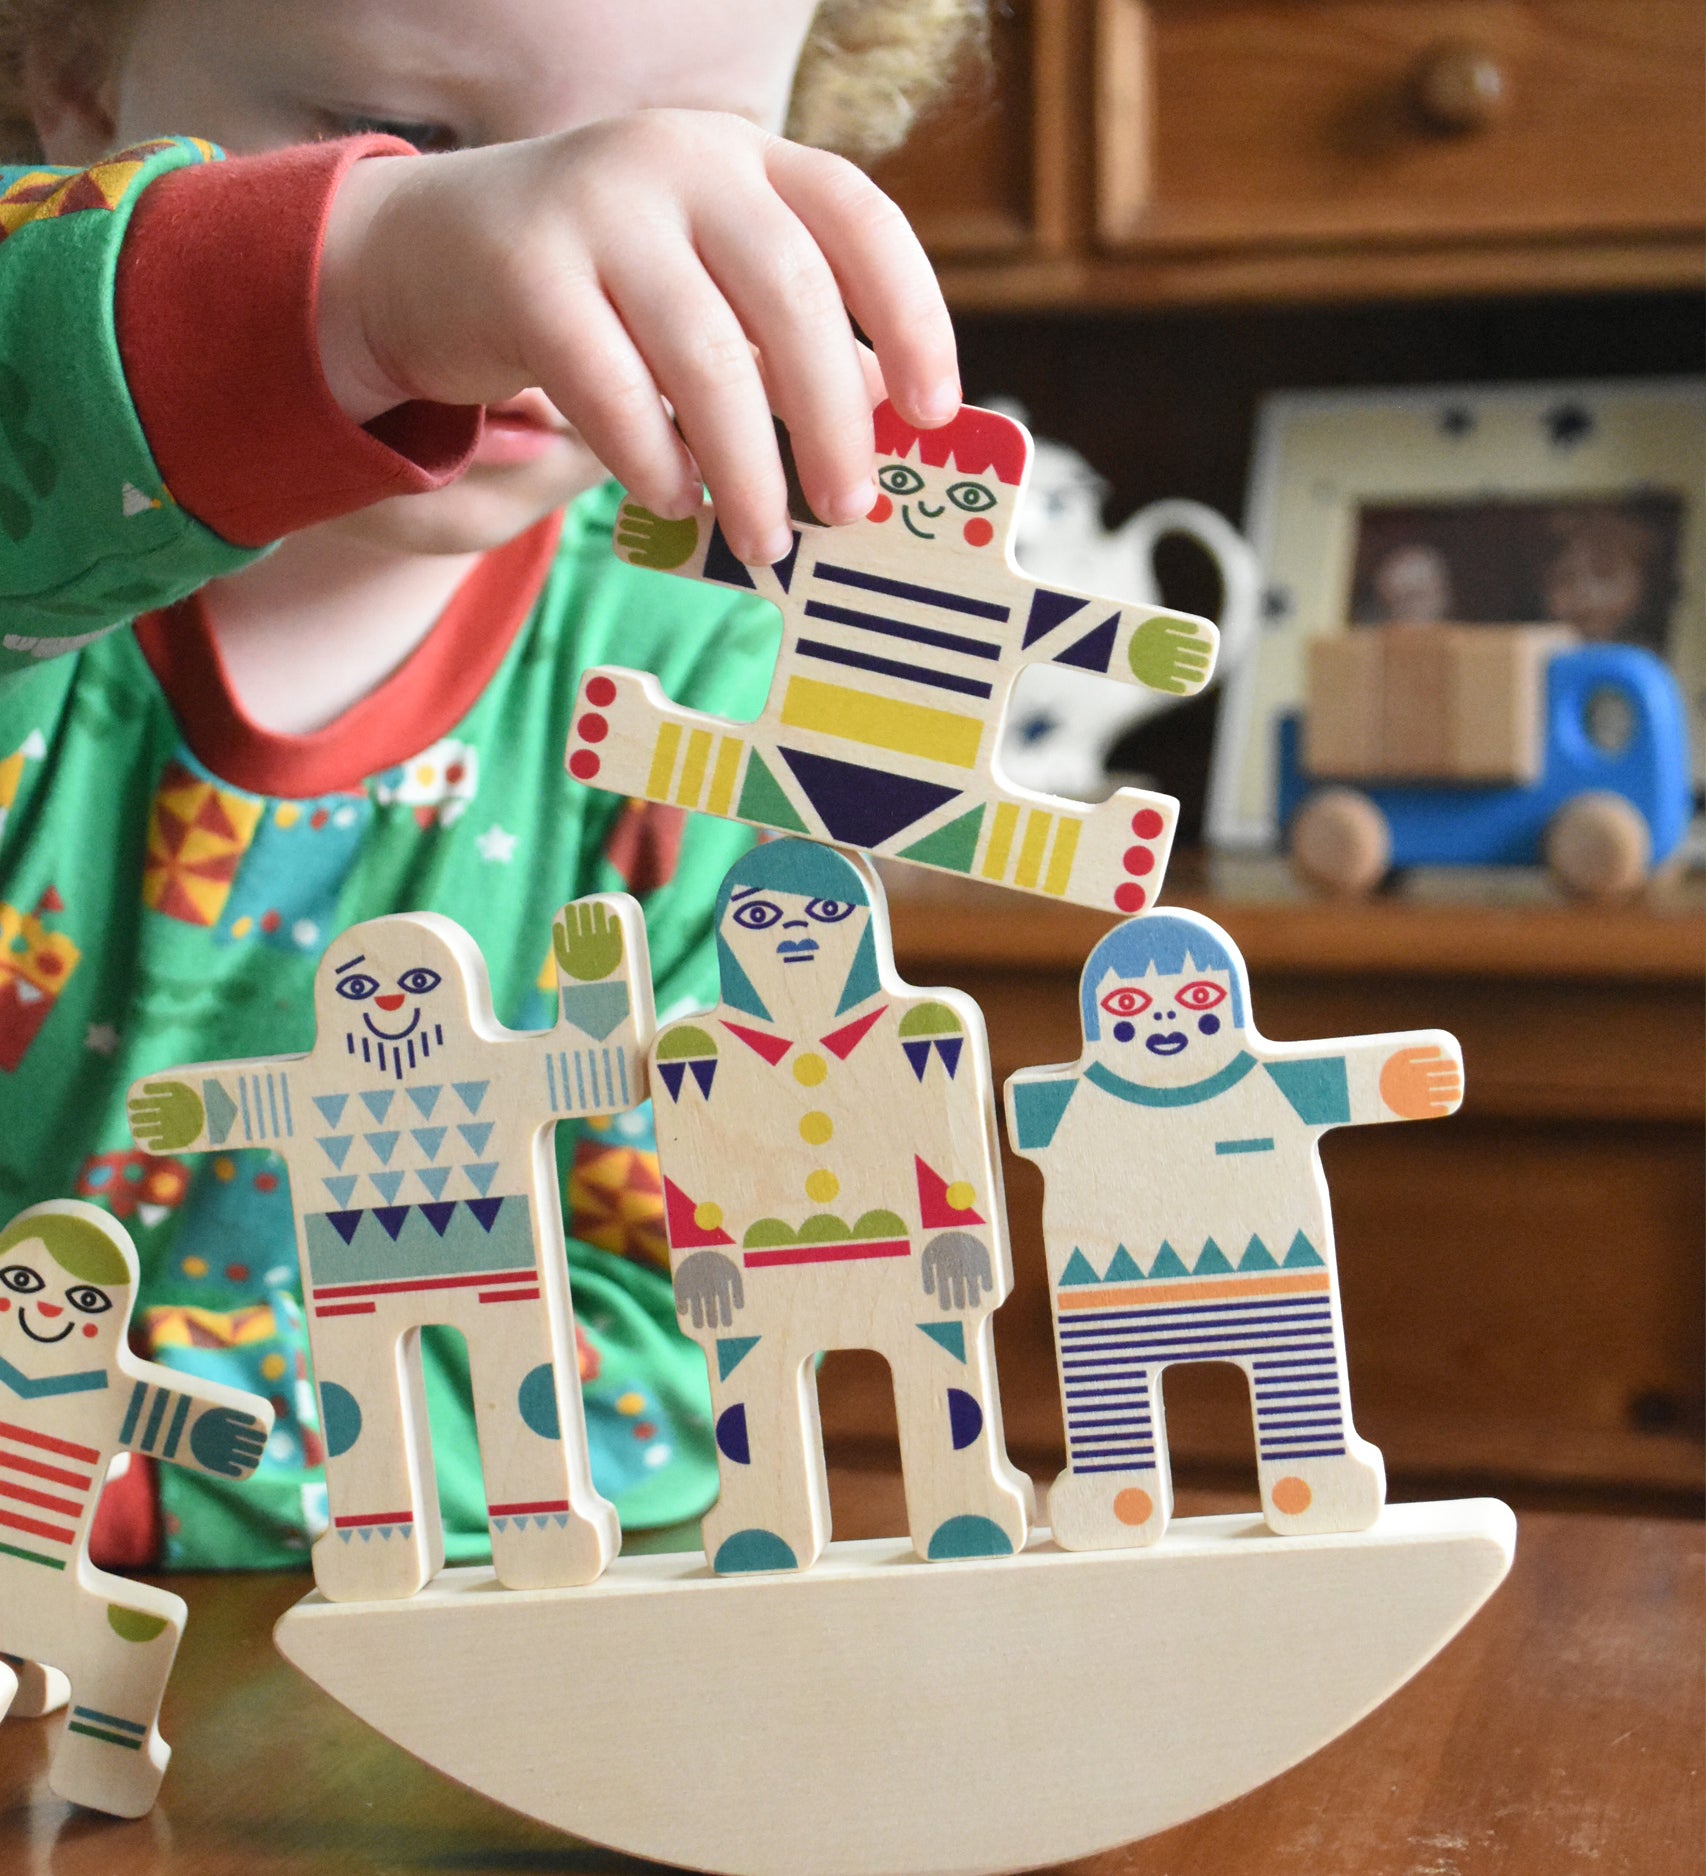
0;1200;272;1816
127;899;654;1601
566;401;1218;914
1005;910;1464;1550
653;839;1031;1573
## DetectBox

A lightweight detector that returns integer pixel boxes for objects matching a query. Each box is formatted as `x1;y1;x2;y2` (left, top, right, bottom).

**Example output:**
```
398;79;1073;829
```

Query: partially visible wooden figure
0;1201;272;1816
1005;909;1464;1550
127;900;654;1602
653;839;1032;1573
566;401;1218;914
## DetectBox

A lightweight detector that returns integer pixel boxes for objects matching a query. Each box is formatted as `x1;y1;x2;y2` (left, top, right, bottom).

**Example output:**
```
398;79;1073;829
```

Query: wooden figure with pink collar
1005;909;1464;1551
0;1200;272;1817
126;897;654;1603
566;400;1217;915
652;837;1032;1575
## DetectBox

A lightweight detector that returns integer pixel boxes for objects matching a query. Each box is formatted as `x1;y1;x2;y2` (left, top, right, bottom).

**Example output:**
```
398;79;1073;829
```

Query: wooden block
274;1499;1516;1876
1004;907;1464;1551
1302;630;1385;777
1379;627;1458;778
0;1200;273;1816
127;900;655;1603
1450;625;1574;783
649;840;1032;1573
566;400;1219;918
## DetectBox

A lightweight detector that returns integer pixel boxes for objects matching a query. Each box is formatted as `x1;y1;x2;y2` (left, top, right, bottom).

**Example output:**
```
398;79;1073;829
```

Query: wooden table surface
1;1474;1699;1876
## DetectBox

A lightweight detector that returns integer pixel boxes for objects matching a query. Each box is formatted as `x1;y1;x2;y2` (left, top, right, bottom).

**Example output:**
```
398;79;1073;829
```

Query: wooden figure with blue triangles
1004;909;1463;1552
126;899;654;1602
566;400;1217;916
651;839;1032;1575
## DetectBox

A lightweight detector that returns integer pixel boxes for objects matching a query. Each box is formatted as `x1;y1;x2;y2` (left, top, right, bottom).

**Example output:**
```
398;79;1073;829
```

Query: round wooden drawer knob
1411;41;1508;134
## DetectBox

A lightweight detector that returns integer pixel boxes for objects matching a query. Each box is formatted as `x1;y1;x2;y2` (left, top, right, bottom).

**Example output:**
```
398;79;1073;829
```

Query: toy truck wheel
1288;789;1391;897
1545;792;1652;900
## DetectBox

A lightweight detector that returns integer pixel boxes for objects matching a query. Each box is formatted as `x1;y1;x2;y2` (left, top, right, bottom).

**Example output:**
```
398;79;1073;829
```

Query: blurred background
816;0;1705;1527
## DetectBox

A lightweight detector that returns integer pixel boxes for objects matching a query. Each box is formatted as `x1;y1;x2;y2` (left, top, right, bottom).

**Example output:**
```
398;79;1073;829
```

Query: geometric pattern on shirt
302;1193;534;1286
567;1136;667;1269
140;759;264;927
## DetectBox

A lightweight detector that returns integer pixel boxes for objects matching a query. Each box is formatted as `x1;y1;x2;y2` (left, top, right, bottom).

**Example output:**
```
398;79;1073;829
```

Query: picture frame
1207;377;1705;850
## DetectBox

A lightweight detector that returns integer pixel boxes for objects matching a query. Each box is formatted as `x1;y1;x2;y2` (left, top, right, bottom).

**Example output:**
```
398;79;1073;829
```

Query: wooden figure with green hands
652;838;1032;1574
128;897;656;1601
1005;909;1464;1550
567;401;1217;913
0;1200;272;1817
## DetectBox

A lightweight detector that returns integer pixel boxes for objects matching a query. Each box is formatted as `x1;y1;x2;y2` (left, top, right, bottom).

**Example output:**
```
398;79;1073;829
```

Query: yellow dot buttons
805;1169;839;1204
693;1201;724;1231
946;1181;976;1212
799;1111;833;1146
793;1052;828;1087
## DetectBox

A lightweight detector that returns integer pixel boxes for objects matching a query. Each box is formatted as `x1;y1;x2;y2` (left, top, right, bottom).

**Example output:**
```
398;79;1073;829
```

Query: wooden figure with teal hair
1005;909;1464;1551
653;838;1032;1574
0;1200;272;1817
126;899;654;1604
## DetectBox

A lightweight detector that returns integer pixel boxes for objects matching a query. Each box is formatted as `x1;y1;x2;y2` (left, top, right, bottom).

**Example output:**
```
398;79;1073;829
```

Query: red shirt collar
134;514;561;798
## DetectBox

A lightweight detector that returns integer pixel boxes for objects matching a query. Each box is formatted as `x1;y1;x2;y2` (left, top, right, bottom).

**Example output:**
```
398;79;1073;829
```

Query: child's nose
375;994;406;1011
36;1303;62;1318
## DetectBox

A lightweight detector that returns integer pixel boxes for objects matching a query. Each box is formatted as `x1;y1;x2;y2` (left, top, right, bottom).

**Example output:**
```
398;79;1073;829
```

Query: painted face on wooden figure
719;887;871;1030
0;1233;128;1372
318;920;470;1081
862;402;1027;555
1078;915;1251;1090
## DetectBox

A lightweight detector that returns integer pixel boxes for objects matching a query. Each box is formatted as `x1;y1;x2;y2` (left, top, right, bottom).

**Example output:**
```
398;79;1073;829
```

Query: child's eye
1174;980;1228;1012
66;1286;112;1316
732;900;782;930
1099;986;1153;1017
877;465;925;496
397;968;442;995
805;899;854;924
336;973;381;1001
319;114;461;154
948;481;997;513
0;1264;44;1294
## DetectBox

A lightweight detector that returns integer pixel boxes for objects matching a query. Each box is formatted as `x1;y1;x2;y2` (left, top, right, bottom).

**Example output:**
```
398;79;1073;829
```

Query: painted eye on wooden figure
396;967;442;996
0;1263;45;1294
64;1285;112;1315
947;481;997;513
1174;980;1228;1013
1099;986;1153;1018
732;899;783;931
335;971;380;1001
878;464;925;496
805;899;855;924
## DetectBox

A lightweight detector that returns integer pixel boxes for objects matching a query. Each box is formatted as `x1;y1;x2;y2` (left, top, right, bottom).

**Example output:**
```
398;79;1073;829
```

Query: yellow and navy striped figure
567;401;1217;914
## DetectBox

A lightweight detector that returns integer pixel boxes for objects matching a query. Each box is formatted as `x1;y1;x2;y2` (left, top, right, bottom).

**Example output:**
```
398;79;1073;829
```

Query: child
0;0;985;1570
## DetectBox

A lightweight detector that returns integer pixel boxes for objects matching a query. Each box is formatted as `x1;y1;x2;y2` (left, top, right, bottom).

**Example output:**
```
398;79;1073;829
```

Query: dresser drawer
1098;0;1705;251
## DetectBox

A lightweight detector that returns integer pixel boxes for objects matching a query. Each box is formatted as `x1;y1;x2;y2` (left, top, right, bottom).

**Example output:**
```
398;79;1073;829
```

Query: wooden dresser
871;0;1705;307
820;862;1706;1512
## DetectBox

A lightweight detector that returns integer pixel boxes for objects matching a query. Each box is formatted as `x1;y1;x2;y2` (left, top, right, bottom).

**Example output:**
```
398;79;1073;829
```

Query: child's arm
317;112;960;569
0;137;475;658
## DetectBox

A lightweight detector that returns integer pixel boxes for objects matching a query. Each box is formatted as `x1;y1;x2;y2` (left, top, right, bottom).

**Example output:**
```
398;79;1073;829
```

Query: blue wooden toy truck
1279;626;1692;898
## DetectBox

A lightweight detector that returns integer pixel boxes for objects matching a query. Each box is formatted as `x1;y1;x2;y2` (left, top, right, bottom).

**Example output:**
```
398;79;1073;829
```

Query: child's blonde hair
0;0;987;164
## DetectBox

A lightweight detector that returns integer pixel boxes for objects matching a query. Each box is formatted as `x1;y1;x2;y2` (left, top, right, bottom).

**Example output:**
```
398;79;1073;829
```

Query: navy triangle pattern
1022;587;1088;648
374;1207;410;1241
466;1197;505;1232
778;747;959;848
1053;613;1118;673
689;1059;716;1097
657;1062;686;1102
420;1201;457;1236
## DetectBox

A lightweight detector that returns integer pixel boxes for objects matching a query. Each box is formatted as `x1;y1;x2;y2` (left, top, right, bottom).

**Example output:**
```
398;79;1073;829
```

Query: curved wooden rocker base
275;1499;1515;1876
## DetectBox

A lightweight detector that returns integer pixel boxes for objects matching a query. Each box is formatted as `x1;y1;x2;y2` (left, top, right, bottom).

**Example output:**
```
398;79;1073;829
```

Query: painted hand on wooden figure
1005;909;1463;1552
0;1202;274;1817
568;401;1217;914
127;901;656;1604
650;840;1031;1575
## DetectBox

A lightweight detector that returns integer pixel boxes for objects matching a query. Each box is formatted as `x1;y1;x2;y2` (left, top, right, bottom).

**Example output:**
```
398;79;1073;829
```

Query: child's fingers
695;198;876;527
528;286;700;521
764;141;959;430
606;253;792;564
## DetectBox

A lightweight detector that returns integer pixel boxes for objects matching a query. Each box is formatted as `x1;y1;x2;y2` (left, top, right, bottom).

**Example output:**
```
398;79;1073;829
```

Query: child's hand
317;112;961;565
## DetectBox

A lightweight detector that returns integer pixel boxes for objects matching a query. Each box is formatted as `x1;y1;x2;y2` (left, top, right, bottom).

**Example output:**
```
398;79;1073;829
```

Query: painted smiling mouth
20;1314;72;1343
1146;1033;1188;1056
363;1009;422;1042
902;507;936;539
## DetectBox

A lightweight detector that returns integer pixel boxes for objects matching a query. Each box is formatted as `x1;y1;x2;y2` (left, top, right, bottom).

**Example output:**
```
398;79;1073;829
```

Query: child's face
80;0;819;554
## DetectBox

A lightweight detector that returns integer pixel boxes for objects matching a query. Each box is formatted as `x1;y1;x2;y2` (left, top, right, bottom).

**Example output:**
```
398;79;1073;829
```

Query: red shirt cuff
115;137;481;548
